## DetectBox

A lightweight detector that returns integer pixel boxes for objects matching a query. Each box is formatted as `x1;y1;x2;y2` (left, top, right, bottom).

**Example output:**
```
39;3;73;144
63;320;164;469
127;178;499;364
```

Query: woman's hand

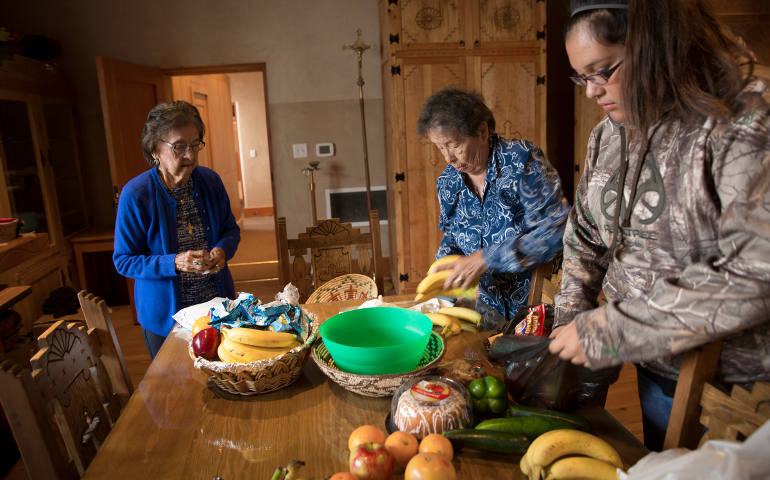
204;247;226;274
174;250;212;274
435;250;487;290
549;322;590;367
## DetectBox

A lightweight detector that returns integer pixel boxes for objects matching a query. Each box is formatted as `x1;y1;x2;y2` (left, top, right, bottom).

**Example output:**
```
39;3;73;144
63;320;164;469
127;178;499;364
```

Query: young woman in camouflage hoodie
549;0;770;450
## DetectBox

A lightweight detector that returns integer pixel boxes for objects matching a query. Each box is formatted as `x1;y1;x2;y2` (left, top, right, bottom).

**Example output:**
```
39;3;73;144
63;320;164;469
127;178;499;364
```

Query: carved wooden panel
400;0;464;46
479;58;539;144
397;58;467;292
478;0;537;43
698;381;770;445
312;246;353;284
29;321;116;475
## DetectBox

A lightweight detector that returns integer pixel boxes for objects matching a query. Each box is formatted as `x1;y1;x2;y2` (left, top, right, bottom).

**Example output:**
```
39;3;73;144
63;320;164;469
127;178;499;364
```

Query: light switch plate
292;143;308;158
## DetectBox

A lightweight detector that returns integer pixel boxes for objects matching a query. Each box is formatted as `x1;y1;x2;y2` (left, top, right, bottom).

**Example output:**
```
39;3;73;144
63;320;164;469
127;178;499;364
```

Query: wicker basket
189;314;319;396
0;218;18;243
306;273;377;303
311;331;445;397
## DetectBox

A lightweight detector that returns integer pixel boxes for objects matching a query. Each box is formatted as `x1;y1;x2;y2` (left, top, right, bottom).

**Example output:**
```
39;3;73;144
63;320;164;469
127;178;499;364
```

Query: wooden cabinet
379;0;546;293
0;55;87;326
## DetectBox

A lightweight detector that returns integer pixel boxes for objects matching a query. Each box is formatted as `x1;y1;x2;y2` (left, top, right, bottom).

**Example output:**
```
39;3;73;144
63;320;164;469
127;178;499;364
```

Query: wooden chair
527;257;562;305
277;210;384;302
77;290;133;407
0;320;121;478
663;340;770;449
305;273;378;304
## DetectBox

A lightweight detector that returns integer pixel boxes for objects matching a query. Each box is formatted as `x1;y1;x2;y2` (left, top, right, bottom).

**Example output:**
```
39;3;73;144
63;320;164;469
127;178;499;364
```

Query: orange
191;316;211;337
348;425;386;452
405;452;456;480
418;433;454;461
328;473;356;480
384;431;419;467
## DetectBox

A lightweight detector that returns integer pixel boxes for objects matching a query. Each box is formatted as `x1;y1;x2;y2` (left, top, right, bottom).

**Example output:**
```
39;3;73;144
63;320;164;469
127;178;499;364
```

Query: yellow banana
428;255;461;273
414;285;479;302
426;313;464;338
520;453;531;476
223;327;298;348
525;429;623;480
217;342;243;363
416;270;452;293
438;306;481;326
543;456;620;480
221;336;298;363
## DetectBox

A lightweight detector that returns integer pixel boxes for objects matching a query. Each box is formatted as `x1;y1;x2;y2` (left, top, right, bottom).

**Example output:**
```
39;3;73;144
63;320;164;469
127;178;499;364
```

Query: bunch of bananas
520;429;624;480
217;327;300;364
426;306;481;339
414;255;479;302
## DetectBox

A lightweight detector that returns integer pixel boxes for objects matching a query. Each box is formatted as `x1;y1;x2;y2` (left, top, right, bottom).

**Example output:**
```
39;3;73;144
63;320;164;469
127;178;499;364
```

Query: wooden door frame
163;63;277;234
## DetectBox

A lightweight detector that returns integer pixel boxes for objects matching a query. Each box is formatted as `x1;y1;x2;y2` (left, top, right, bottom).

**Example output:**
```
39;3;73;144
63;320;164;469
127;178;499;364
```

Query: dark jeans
635;365;677;451
142;328;167;360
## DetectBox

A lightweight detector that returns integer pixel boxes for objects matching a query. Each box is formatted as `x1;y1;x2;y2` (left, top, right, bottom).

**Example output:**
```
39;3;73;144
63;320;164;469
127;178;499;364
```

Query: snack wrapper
514;304;551;337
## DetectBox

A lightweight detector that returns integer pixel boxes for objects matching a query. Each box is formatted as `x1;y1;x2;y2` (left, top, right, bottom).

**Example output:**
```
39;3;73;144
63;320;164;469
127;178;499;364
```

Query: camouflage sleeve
576;102;770;369
483;144;570;273
554;129;610;328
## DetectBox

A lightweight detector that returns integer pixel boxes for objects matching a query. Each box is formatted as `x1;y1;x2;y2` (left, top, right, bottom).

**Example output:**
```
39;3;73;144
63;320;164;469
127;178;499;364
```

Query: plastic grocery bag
619;419;770;480
486;334;620;410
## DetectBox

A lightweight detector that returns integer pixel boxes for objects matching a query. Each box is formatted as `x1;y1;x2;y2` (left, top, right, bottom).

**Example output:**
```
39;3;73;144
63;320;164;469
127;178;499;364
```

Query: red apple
192;327;220;359
349;442;394;480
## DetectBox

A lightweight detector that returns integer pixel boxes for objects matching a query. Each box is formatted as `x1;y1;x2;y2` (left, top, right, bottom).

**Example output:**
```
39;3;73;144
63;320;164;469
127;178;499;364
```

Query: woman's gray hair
417;87;495;138
140;100;205;166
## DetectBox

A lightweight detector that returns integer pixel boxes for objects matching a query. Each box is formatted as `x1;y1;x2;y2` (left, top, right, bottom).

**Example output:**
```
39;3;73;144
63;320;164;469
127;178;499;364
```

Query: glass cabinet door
0;99;48;234
43;103;87;237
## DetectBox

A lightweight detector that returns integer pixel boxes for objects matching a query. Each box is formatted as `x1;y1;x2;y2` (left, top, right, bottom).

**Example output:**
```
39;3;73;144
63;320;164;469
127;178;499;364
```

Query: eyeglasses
569;60;623;87
161;140;205;155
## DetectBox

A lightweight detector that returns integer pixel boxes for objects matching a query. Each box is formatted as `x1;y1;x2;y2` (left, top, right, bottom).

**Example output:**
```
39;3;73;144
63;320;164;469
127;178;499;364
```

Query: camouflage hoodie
555;79;770;384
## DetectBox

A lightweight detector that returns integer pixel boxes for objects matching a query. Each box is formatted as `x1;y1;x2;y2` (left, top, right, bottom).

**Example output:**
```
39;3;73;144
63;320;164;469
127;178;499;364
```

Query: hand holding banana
432;250;487;291
415;254;483;302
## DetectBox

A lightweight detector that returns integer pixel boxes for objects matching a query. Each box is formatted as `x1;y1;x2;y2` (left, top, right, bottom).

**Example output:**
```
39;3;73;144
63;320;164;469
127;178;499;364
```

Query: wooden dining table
84;297;647;479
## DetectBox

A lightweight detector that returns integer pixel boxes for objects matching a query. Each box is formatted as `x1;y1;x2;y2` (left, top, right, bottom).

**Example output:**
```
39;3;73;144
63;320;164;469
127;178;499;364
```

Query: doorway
166;66;280;295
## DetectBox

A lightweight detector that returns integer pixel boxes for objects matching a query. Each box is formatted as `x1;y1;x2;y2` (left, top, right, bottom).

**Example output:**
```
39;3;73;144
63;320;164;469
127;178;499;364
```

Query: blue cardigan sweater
113;167;240;336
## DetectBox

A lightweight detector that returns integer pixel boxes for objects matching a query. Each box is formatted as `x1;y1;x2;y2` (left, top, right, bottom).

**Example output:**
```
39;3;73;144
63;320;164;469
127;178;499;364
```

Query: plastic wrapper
486;334;620;410
619;420;770;480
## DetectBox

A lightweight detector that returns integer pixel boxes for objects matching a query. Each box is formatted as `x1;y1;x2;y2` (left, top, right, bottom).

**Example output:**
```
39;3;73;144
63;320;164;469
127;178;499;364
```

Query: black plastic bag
486;334;621;411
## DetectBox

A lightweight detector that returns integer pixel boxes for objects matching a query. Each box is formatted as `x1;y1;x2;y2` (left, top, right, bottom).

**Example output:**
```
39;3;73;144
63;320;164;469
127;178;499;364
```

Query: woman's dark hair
417;87;495;137
566;0;754;139
140;100;205;166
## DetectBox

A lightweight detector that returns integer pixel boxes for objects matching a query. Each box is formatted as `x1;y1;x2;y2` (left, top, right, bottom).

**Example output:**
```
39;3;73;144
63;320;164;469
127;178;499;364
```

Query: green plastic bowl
319;307;433;375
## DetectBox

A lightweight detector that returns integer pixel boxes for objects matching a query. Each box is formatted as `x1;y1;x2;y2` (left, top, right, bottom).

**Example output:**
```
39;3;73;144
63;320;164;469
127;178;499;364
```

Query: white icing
394;386;469;438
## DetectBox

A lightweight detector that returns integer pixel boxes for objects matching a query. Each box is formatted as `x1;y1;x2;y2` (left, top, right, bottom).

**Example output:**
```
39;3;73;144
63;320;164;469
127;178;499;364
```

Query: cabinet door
42;102;88;237
0;99;49;234
393;57;467;292
476;56;543;145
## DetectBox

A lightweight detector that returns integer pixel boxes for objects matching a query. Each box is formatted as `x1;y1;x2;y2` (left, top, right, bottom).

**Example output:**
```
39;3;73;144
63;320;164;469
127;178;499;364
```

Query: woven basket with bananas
189;312;318;396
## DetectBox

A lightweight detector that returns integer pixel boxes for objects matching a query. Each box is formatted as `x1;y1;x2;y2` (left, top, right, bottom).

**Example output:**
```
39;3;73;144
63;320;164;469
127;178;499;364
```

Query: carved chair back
77;290;133;406
0;320;120;478
278;211;383;302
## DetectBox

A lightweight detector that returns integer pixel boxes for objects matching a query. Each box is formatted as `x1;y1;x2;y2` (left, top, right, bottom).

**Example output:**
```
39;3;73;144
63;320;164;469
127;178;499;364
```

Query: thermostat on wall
315;142;335;157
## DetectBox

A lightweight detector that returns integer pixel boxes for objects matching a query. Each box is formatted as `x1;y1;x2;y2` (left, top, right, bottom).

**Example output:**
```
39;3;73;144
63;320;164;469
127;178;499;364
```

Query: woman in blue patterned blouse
418;88;570;329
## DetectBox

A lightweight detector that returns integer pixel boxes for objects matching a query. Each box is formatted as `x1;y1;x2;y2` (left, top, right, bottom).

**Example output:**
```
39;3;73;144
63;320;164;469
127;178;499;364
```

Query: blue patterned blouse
436;134;569;319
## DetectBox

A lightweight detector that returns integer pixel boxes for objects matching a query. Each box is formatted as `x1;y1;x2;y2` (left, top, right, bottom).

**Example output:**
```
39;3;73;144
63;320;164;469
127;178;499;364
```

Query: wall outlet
249;149;256;158
292;143;308;158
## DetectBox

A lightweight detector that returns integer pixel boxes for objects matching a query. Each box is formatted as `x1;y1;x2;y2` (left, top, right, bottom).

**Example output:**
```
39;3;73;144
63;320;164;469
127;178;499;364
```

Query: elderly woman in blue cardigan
114;100;240;358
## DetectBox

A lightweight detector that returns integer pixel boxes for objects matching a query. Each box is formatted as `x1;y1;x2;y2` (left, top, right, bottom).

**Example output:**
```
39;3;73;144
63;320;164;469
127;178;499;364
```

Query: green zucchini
443;429;531;454
475;415;587;438
506;404;592;432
